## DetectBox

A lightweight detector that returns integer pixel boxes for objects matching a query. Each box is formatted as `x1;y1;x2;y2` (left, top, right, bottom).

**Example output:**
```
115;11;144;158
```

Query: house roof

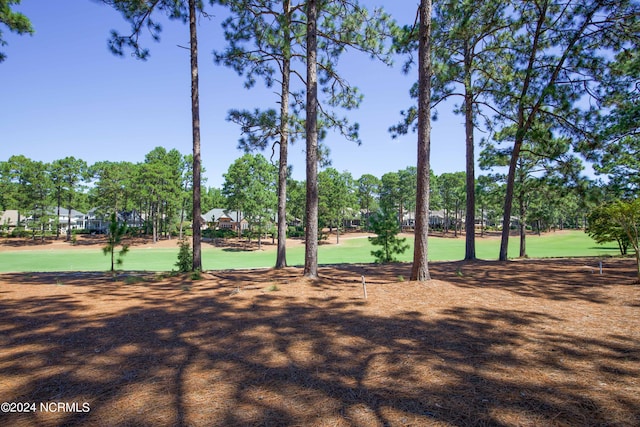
203;208;245;222
47;208;86;217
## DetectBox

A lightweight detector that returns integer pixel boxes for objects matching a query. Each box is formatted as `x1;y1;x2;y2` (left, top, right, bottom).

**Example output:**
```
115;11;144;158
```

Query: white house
51;208;88;234
0;210;20;230
203;208;249;232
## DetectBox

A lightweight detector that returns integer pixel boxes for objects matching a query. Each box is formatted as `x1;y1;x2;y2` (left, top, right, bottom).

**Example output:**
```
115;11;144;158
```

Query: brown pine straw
0;257;638;426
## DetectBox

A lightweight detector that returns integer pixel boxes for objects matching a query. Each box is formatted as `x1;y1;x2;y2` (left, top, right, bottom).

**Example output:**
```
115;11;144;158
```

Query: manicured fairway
0;230;622;273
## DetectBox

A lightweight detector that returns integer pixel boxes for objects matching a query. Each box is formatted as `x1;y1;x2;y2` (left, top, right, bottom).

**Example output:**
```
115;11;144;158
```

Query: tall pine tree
102;0;205;270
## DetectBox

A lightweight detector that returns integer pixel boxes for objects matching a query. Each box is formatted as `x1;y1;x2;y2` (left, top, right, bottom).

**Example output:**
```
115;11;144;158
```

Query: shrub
175;238;193;273
287;226;305;238
203;228;236;239
368;209;409;263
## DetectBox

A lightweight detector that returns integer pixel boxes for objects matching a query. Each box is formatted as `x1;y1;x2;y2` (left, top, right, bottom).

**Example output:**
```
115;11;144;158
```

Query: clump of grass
154;272;172;281
266;284;280;292
55;278;64;286
397;275;405;282
124;275;146;285
190;270;202;281
181;284;191;292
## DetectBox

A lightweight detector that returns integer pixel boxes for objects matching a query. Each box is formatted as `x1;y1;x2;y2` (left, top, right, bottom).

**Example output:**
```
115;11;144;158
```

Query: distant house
203;208;249;232
85;209;146;233
0;210;20;230
397;210;446;229
341;207;361;229
428;209;446;228
14;208;87;233
2;208;152;234
401;211;415;230
51;208;88;234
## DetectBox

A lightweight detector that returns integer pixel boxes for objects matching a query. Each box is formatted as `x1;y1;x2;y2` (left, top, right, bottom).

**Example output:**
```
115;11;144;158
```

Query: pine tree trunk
454;200;459;238
519;190;526;258
66;195;72;242
275;0;291;269
153;203;158;243
304;0;319;279
464;43;476;260
444;208;449;233
499;139;522;261
56;198;61;240
411;0;432;282
179;196;186;240
189;0;202;271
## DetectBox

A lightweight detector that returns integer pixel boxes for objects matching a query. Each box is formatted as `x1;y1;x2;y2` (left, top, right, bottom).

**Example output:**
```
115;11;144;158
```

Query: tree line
0;150;223;242
2;0;638;279
0;150;596;242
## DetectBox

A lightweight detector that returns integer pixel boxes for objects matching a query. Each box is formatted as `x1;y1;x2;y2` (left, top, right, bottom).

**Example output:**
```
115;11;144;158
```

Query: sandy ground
0;231;375;252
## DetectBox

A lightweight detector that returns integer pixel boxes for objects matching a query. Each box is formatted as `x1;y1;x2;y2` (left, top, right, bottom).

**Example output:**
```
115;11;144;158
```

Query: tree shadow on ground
436;258;638;303
0;238;54;248
0;270;638;426
338;258;638;304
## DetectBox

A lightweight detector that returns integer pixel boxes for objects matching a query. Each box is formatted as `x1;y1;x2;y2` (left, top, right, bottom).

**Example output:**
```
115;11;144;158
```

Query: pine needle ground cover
0;259;638;426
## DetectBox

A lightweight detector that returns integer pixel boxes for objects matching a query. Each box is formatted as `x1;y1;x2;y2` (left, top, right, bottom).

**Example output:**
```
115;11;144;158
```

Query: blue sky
1;0;469;188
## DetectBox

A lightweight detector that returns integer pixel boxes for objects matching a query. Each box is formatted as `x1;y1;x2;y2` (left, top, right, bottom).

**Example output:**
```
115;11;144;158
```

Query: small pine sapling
368;209;409;263
175;238;193;273
103;212;129;272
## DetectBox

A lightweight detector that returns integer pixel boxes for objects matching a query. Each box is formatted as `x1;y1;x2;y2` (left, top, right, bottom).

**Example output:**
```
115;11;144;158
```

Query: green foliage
475;174;504;231
438;171;466;232
377;167;420;233
102;0;206;271
390;0;511;137
139;147;184;242
2;155;52;227
286;178;306;228
89;161;137;214
102;212;129;272
318;168;357;241
123;275;146;285
597;199;640;280
203;228;235;239
357;174;380;218
50;156;90;240
102;0;201;60
202;186;226;214
587;205;629;255
215;0;397;149
588;31;639;198
0;0;35;62
223;153;277;243
175;238;193;273
368;209;409;263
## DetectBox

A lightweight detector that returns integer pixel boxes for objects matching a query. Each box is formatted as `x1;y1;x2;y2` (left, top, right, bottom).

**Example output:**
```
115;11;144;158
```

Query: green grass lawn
0;230;622;273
